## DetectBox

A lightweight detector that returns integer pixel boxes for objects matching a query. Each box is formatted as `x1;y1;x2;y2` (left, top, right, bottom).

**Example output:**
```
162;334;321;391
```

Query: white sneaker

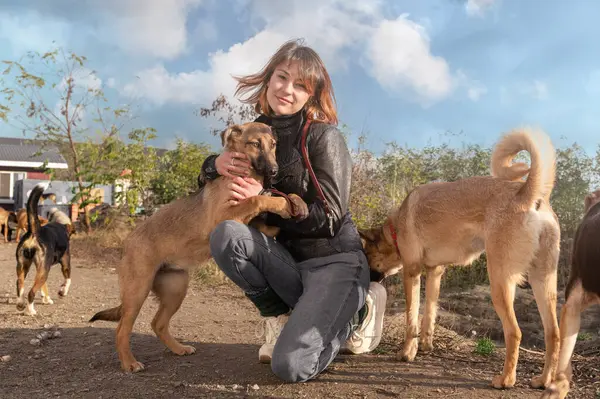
341;282;387;354
256;313;289;363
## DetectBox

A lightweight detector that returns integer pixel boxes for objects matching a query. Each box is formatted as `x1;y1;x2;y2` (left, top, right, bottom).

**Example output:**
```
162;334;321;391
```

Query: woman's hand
228;176;263;205
215;151;252;178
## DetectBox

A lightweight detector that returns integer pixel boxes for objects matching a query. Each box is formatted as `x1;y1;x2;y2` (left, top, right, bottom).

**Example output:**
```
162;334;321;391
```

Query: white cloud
585;69;600;95
121;1;475;108
364;15;455;106
96;0;204;60
467;85;488;101
465;0;499;17
0;11;71;56
522;80;548;100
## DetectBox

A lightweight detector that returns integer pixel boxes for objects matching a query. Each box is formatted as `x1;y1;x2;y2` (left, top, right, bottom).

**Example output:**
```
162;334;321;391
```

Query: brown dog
541;189;600;399
0;208;15;242
16;183;73;315
360;128;561;390
89;122;308;373
15;208;49;241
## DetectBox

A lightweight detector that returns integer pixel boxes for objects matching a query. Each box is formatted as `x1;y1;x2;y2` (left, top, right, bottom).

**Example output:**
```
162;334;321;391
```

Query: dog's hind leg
25;254;49;316
487;261;521;389
58;250;72;297
398;264;422;362
15;256;32;311
151;267;196;356
528;230;560;389
40;282;54;305
420;265;445;352
115;254;154;373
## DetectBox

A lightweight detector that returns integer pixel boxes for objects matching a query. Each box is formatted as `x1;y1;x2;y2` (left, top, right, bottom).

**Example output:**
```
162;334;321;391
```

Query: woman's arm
267;125;351;237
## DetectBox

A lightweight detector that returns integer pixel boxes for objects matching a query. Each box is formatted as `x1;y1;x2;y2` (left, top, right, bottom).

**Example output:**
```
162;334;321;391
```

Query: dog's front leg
233;195;298;223
399;265;422;362
40;282;54;305
420;265;445;352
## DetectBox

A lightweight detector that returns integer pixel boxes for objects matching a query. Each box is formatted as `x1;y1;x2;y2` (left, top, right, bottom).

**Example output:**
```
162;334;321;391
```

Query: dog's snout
269;167;278;177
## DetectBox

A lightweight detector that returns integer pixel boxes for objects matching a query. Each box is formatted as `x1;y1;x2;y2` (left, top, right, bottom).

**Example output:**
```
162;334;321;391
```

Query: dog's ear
220;124;244;148
358;227;381;243
66;223;75;237
584;190;600;212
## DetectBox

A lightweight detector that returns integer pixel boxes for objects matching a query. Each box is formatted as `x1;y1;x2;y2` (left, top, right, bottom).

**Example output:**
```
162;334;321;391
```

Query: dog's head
221;122;278;185
584;188;600;213
65;223;76;238
359;225;403;281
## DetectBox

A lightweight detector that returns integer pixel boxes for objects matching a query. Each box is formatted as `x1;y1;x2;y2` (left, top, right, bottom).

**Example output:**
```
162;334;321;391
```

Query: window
0;173;10;199
0;172;26;200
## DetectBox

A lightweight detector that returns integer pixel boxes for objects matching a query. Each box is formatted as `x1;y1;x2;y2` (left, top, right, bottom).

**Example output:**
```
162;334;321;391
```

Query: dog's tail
89;305;122;322
26;183;48;236
491;127;556;205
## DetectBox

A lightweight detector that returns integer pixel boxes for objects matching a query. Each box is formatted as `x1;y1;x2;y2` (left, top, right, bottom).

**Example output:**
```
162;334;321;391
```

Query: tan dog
541;189;600;399
360;128;560;390
89;122;309;373
15;208;49;241
0;208;15;243
48;208;75;236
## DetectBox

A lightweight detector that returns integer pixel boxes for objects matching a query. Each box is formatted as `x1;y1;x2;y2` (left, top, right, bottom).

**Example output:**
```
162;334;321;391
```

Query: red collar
388;221;401;256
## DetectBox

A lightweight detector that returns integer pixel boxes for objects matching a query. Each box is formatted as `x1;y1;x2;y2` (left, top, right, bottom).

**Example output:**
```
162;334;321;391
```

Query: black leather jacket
199;110;364;262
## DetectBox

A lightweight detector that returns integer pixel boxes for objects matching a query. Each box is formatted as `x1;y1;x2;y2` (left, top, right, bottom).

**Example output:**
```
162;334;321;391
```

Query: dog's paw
25;304;37;316
124;361;145;373
42;296;54;305
58;279;71;297
398;339;418;362
288;194;309;220
16;300;26;311
540;374;569;399
531;373;551;389
173;344;196;356
419;335;434;352
491;373;516;389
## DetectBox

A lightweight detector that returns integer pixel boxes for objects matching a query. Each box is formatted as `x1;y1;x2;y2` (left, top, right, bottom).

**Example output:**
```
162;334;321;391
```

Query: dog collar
388;221;401;257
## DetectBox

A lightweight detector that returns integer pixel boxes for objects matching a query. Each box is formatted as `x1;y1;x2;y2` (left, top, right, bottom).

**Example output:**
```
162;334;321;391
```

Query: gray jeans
209;220;370;383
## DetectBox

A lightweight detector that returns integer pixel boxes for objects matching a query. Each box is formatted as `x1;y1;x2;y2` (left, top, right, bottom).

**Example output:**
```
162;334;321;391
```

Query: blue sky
0;0;599;156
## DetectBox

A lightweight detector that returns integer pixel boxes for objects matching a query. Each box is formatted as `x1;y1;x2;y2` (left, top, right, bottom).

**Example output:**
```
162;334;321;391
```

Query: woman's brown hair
233;38;338;125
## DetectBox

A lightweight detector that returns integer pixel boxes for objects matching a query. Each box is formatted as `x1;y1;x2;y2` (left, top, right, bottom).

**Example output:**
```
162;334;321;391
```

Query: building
0;137;69;211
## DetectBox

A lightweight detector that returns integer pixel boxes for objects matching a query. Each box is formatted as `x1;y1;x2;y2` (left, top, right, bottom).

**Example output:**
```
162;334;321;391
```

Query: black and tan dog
542;189;600;399
360;128;561;390
16;183;73;316
89;122;308;373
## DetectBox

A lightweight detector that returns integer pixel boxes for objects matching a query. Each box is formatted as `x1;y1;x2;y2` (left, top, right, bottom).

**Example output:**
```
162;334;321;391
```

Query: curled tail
491;127;556;205
89;305;122;322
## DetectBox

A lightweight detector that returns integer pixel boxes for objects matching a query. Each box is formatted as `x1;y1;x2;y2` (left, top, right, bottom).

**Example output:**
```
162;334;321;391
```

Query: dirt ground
0;240;598;399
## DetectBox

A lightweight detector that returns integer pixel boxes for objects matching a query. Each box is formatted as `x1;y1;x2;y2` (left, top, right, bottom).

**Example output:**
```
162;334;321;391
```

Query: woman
198;38;387;383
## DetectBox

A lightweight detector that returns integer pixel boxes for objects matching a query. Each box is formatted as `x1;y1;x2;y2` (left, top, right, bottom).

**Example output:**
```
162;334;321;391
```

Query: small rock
251;384;259;391
30;338;41;346
1;355;11;362
43;324;53;329
53;331;61;338
216;385;225;390
232;384;241;390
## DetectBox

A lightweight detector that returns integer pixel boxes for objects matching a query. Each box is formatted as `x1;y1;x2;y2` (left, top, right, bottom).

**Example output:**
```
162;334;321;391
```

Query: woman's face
266;61;311;116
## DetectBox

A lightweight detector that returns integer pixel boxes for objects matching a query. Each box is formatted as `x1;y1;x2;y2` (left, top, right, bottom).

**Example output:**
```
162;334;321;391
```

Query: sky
0;0;599;156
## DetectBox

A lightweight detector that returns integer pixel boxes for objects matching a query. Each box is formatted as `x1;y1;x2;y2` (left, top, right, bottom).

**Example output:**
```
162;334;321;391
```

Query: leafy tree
0;46;130;233
116;128;159;215
196;94;258;135
150;139;212;204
